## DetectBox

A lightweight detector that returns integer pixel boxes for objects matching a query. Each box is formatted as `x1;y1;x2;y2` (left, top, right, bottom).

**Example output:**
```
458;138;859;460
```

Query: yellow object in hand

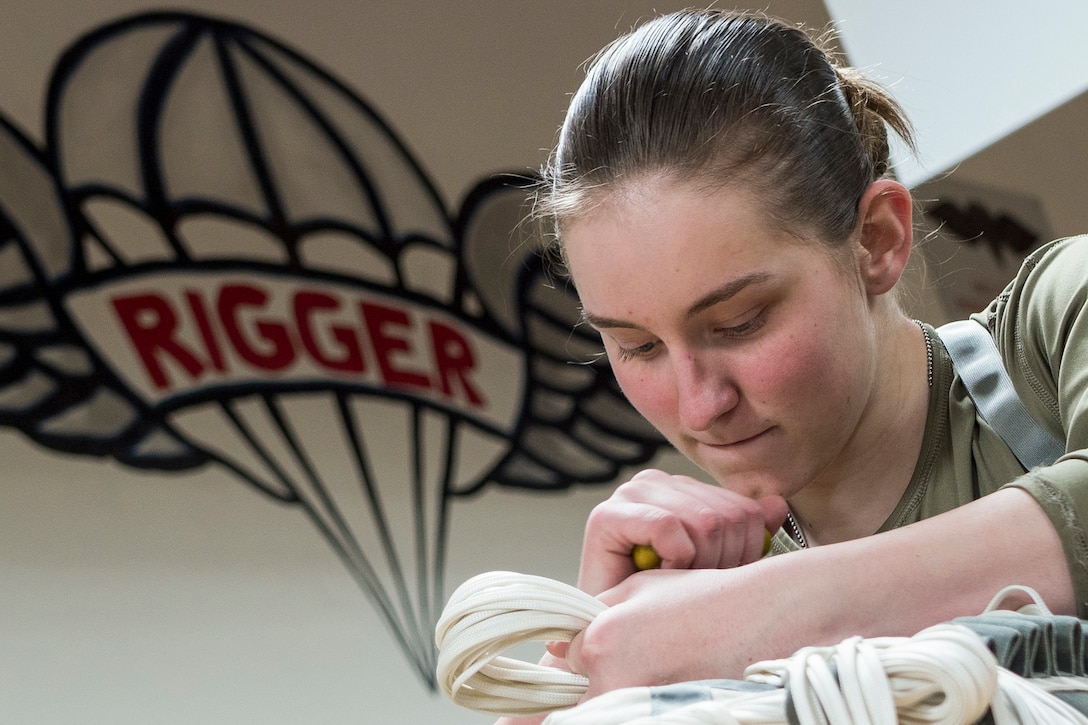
631;544;662;570
631;530;772;571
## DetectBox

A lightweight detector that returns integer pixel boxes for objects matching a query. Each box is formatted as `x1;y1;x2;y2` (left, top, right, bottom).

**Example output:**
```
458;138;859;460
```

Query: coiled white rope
435;574;1088;724
435;571;607;716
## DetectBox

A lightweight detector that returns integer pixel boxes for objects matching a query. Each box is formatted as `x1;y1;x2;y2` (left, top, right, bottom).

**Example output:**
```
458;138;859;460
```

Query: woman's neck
787;314;931;546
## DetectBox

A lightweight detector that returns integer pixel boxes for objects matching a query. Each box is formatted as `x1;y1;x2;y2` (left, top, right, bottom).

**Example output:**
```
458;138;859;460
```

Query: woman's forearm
795;486;1076;639
566;486;1075;696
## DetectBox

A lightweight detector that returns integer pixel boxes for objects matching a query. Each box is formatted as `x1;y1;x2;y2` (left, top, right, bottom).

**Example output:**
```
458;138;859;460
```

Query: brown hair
541;10;914;253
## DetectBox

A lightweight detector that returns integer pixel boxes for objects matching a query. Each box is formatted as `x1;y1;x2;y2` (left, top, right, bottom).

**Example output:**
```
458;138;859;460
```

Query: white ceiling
818;0;1088;237
826;0;1088;189
760;0;1088;239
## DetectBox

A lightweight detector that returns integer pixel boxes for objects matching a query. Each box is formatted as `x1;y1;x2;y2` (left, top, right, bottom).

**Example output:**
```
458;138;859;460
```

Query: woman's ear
855;179;914;297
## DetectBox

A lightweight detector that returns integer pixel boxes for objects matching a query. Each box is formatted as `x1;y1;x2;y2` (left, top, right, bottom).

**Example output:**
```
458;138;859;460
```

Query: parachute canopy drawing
0;11;666;688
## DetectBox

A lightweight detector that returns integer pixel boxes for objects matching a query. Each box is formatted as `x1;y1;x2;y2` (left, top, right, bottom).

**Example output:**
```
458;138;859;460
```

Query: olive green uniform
772;235;1088;616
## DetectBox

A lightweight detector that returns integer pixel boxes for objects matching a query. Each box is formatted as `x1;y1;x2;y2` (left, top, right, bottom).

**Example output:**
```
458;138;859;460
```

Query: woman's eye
614;340;656;362
716;308;767;338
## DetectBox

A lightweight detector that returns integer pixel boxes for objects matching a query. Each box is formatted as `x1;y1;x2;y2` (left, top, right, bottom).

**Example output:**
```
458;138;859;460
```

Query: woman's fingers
577;499;694;594
576;469;787;594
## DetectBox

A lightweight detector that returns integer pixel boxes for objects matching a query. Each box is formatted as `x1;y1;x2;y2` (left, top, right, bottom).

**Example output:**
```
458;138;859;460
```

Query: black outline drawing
0;11;666;689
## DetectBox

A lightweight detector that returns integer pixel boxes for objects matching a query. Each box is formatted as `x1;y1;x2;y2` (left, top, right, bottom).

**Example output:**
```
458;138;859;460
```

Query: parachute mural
0;11;667;689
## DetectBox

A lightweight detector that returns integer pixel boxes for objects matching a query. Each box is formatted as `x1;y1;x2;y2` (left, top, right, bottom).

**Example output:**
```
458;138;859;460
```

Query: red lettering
360;301;430;391
429;321;484;406
112;294;204;390
294;291;365;373
218;284;295;371
107;278;497;412
185;290;225;372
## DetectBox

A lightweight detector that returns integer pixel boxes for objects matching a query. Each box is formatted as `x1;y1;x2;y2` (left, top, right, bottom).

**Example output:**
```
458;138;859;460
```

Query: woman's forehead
562;177;794;261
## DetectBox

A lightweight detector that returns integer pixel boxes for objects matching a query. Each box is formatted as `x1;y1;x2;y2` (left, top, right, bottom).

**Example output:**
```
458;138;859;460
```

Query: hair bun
833;63;915;178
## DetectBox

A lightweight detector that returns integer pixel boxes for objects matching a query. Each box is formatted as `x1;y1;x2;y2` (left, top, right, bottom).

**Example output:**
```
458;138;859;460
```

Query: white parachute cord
436;572;1088;724
738;625;999;725
435;571;607;716
991;670;1088;725
984;585;1055;616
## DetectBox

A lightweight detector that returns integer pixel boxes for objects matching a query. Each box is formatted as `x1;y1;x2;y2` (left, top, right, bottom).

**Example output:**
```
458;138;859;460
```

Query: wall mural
0;11;667;690
915;177;1051;324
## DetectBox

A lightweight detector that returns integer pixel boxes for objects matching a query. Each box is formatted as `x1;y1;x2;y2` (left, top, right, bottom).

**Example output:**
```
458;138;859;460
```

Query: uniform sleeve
987;235;1088;616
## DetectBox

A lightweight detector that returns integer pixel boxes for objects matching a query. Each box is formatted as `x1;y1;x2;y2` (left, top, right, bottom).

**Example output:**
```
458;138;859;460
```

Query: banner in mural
0;11;666;689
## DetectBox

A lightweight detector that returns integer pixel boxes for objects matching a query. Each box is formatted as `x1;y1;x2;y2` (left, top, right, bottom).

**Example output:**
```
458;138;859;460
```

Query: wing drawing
457;173;667;494
0;112;208;470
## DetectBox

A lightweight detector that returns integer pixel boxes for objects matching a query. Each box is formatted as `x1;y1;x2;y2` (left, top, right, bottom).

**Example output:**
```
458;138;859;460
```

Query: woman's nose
674;351;738;431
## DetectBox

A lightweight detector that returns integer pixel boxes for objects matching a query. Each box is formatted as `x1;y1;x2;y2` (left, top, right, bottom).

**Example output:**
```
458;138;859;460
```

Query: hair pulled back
542;10;914;250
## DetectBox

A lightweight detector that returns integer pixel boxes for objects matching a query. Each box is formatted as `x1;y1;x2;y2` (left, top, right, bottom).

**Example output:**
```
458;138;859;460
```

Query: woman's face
562;176;880;500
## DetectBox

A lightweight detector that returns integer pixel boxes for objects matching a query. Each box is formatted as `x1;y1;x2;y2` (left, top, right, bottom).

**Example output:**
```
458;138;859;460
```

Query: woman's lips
698;427;772;448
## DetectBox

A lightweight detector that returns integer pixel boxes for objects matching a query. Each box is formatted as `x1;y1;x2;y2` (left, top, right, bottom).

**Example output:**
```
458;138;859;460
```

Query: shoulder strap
936;319;1064;470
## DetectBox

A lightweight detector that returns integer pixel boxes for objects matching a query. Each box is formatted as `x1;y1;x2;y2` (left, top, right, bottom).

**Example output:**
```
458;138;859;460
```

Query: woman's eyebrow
580;309;639;331
686;272;771;319
580;272;771;330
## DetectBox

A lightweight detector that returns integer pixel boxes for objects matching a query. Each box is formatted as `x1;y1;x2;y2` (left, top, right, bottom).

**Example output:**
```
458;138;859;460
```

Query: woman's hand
495;566;788;724
560;565;792;700
576;469;788;595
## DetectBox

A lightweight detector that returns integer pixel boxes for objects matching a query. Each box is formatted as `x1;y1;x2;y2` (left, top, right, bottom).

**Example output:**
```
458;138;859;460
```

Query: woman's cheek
773;332;848;411
748;334;823;402
614;366;675;429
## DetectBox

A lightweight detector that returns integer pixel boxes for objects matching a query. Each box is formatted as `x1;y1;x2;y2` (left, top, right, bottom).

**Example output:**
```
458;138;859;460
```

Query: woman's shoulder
978;234;1088;334
1019;234;1088;280
976;234;1088;436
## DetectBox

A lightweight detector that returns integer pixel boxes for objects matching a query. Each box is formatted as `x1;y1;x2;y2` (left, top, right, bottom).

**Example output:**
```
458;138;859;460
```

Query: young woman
498;8;1086;723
